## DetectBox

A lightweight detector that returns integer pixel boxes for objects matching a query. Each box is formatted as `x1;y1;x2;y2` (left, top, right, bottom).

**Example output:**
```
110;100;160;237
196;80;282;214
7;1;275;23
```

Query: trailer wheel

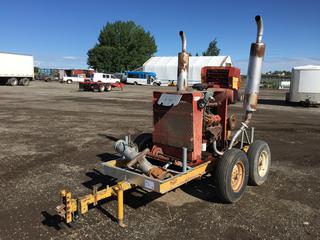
79;83;84;91
247;140;271;186
20;78;30;86
8;78;18;86
98;84;105;92
105;84;112;92
133;133;153;151
215;149;249;203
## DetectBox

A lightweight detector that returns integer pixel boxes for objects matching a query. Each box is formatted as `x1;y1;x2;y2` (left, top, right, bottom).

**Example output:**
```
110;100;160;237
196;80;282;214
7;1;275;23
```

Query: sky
1;0;320;73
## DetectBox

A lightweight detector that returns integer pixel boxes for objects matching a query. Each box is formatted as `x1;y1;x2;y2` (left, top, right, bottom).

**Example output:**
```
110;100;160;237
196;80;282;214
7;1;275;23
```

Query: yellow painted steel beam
159;161;214;194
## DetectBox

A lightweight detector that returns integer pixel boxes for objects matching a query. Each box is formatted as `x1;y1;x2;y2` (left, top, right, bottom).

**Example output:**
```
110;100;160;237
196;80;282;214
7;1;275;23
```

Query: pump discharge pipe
114;140;170;179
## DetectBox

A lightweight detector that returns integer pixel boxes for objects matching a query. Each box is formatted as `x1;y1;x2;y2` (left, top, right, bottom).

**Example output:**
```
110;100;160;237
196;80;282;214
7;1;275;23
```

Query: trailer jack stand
56;181;132;227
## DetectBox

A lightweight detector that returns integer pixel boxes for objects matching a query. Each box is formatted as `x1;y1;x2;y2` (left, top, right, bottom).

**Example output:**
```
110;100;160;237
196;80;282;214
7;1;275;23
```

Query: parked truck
79;73;124;92
0;52;34;86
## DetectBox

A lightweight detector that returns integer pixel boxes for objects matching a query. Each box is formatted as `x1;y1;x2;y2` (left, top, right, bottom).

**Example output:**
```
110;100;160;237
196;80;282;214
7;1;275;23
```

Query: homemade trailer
56;16;271;227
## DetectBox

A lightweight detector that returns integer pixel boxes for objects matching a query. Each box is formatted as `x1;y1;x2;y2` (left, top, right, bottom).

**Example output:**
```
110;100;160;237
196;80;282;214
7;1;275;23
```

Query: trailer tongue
56;16;271;227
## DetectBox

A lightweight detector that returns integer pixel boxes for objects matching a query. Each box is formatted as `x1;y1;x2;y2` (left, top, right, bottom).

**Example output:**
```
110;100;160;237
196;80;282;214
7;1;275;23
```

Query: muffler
177;31;189;92
243;15;266;120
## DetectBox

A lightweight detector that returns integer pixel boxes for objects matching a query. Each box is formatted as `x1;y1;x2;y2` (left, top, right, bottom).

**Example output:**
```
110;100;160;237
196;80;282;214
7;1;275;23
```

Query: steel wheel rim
258;150;269;177
231;161;244;192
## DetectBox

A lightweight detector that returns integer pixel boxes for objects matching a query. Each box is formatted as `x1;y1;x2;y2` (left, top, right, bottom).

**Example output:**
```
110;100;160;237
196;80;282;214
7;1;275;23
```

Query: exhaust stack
243;15;265;119
177;31;189;92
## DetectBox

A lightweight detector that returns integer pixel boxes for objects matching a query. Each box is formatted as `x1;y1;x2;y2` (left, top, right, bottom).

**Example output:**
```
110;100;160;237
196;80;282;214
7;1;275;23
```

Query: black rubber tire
215;149;249;203
247;140;271;186
67;79;72;84
21;78;30;86
98;84;105;92
133;133;153;151
105;84;112;92
8;78;18;86
152;82;158;86
79;83;84;91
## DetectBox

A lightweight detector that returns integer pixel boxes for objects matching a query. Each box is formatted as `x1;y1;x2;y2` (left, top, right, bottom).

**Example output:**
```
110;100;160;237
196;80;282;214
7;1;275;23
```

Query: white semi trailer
0;52;34;86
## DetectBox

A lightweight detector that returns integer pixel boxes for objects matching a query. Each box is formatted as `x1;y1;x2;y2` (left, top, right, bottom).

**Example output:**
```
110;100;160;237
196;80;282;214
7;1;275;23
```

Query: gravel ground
0;81;319;240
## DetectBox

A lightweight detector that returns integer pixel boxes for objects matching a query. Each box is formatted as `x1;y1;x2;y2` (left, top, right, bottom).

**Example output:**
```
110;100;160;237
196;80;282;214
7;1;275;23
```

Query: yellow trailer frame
56;159;215;227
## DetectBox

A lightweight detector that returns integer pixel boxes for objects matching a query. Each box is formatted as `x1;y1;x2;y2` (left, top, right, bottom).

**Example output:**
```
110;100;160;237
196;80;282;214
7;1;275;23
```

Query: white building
288;65;320;104
143;56;232;85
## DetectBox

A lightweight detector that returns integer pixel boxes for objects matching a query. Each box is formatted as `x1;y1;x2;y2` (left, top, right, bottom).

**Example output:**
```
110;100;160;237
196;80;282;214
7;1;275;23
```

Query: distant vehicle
79;72;123;92
125;71;161;86
62;75;88;84
36;68;60;82
0;52;34;86
113;72;126;83
91;73;121;83
168;80;177;87
286;65;320;107
61;69;94;84
278;81;290;90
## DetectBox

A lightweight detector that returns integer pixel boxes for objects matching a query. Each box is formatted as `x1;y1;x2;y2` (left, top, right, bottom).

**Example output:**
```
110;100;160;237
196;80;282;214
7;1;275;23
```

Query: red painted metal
201;66;241;90
152;91;203;165
79;81;124;91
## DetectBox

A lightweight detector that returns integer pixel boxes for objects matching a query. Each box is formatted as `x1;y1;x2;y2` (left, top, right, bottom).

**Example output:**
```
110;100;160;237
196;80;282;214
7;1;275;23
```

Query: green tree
87;21;157;73
202;38;220;56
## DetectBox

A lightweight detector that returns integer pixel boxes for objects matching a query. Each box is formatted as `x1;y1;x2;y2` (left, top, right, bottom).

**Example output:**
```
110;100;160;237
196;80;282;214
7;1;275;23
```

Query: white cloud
62;56;77;60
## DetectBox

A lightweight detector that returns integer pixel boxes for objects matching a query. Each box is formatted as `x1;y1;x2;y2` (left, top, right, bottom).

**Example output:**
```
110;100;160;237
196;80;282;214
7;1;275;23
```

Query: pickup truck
62;75;88;84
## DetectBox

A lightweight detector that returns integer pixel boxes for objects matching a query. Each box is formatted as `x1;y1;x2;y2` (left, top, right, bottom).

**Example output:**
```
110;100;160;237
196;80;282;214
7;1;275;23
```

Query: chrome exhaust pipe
177;31;189;92
243;15;266;120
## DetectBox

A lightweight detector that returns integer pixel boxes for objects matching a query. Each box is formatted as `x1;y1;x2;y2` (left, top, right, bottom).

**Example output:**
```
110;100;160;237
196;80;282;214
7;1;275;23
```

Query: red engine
150;88;235;167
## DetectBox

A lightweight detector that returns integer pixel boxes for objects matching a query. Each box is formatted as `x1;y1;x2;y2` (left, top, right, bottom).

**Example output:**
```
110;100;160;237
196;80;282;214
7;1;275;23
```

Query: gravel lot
0;81;319;240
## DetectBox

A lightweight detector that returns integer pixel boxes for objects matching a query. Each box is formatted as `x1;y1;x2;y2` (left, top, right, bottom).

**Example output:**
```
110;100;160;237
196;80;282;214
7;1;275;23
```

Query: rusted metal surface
244;93;258;111
231;161;245;192
177;31;189;92
250;44;265;58
152;91;203;163
228;114;237;130
148;167;172;180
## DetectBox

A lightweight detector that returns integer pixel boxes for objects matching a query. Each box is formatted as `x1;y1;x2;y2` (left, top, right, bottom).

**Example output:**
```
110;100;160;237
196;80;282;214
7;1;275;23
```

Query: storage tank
288;65;320;105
